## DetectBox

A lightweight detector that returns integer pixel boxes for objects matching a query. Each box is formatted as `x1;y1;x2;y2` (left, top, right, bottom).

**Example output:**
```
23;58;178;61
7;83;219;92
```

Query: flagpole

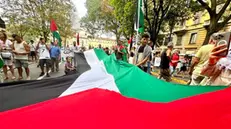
136;0;141;45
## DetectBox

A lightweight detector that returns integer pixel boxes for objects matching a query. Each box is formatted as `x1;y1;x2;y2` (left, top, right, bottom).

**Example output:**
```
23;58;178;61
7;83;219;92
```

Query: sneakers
39;72;45;77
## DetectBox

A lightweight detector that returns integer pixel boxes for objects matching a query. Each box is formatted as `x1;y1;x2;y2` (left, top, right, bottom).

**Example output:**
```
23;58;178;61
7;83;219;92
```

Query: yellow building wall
173;8;231;53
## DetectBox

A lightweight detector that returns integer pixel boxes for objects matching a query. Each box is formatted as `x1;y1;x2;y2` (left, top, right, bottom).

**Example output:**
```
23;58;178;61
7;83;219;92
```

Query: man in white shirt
71;41;79;67
30;40;37;62
12;34;30;80
36;38;51;77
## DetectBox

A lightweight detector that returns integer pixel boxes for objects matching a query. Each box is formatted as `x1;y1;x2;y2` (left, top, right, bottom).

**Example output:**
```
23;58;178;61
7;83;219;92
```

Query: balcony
173;26;187;36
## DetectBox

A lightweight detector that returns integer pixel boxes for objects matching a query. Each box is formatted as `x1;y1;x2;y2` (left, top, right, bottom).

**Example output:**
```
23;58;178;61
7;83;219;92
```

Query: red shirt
170;53;179;67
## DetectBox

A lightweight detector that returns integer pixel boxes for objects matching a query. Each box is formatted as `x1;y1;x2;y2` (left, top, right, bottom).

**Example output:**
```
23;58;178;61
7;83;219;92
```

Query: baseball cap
167;42;173;47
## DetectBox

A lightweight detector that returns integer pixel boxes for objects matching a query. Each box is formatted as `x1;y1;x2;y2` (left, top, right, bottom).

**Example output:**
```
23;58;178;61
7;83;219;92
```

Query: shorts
30;51;36;56
15;59;29;68
190;74;205;85
159;68;171;82
39;59;51;67
3;58;13;66
180;66;187;72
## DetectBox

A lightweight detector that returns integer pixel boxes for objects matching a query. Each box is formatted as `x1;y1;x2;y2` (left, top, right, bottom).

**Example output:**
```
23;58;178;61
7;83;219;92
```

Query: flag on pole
77;33;80;46
50;19;62;47
136;0;144;33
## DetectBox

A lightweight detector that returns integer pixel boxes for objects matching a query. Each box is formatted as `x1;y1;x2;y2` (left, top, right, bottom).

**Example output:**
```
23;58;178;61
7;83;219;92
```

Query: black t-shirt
130;52;134;57
138;46;145;53
160;49;170;69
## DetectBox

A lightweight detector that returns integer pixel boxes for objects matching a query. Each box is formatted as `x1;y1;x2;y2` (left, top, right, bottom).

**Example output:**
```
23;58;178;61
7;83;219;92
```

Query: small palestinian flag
50;19;62;47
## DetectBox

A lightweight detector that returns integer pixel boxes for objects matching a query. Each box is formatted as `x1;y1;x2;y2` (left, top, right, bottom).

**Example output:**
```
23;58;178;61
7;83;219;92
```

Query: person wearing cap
12;34;30;80
159;42;173;82
189;34;216;85
133;34;152;72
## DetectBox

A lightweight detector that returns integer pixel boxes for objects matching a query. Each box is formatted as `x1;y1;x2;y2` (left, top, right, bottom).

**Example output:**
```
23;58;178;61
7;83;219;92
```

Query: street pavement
151;70;190;85
0;61;65;83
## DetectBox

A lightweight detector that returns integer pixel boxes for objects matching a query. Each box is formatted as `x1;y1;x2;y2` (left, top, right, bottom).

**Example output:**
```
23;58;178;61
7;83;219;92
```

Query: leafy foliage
0;0;75;41
110;0;136;39
196;0;231;45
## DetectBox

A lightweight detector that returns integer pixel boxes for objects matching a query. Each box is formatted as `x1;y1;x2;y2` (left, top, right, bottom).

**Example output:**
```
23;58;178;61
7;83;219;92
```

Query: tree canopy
196;0;231;45
0;0;75;41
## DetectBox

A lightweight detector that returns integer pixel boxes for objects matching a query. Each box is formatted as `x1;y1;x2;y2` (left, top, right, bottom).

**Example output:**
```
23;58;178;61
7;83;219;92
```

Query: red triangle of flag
50;19;58;32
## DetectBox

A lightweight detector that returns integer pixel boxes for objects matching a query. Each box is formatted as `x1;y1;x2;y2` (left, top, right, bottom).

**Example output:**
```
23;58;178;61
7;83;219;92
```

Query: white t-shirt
14;41;28;60
154;57;161;67
0;39;12;50
30;43;36;51
38;44;50;59
70;46;78;57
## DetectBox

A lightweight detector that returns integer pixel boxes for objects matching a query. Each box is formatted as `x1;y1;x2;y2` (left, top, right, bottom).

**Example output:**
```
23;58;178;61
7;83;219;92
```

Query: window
193;12;201;24
189;33;197;44
176;36;183;46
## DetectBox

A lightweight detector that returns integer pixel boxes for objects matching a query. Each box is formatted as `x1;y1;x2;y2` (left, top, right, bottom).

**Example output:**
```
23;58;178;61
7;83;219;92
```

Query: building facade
170;6;231;54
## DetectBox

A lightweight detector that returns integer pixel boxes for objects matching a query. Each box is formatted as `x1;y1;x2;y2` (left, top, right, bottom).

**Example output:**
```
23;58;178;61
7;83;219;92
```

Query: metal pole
136;0;141;45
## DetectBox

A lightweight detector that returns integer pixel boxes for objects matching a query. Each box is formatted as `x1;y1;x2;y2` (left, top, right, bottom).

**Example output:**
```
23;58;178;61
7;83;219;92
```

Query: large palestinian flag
0;49;227;112
1;88;231;129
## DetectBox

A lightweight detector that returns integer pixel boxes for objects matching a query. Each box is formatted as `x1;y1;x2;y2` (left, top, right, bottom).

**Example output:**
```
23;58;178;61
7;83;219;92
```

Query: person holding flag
115;40;128;63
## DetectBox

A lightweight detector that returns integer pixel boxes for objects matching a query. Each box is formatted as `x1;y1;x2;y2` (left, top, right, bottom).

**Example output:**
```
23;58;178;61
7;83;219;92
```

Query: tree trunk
150;30;157;50
43;32;48;42
202;30;213;45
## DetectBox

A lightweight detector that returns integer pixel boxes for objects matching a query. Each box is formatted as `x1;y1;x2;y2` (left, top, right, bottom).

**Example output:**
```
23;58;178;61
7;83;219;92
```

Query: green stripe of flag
53;31;62;47
94;49;226;102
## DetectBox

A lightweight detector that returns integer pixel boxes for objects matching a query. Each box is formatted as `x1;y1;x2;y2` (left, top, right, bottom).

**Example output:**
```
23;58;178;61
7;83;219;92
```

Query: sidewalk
151;70;190;85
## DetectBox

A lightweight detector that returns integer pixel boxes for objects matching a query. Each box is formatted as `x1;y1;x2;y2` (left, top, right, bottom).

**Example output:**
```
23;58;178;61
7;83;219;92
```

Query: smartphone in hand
215;32;231;57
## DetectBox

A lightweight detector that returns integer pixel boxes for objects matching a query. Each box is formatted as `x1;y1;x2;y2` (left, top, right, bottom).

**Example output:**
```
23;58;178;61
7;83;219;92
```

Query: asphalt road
0;61;65;83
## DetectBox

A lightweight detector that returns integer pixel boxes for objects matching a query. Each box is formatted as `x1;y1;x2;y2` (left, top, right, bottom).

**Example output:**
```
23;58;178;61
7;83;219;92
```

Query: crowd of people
0;31;78;81
100;33;231;86
1;30;230;86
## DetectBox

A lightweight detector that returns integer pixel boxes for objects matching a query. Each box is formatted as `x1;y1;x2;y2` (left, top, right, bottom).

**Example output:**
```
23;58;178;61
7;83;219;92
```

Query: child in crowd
177;55;189;78
65;56;76;75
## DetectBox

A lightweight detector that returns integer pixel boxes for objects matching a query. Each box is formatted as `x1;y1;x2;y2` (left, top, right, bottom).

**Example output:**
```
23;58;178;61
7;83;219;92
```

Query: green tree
110;0;136;40
81;0;121;40
143;0;193;46
1;0;75;41
196;0;231;45
164;0;200;44
142;0;175;46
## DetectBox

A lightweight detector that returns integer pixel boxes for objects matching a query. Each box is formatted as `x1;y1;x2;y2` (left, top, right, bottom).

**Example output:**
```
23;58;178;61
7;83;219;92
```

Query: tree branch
211;0;216;11
197;0;213;16
217;0;231;21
